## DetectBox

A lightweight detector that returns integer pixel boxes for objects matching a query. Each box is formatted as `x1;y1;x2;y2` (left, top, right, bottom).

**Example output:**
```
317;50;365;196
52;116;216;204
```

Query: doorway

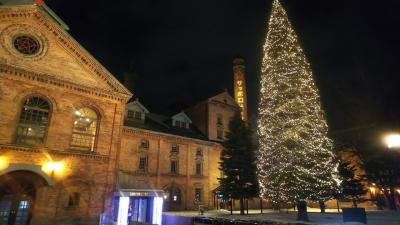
0;170;48;225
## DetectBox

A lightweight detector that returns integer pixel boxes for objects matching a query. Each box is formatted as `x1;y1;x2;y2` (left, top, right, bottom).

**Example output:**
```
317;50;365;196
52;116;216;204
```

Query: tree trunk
239;197;245;215
260;198;263;214
230;198;233;215
352;197;358;208
336;199;340;213
296;200;309;221
319;200;325;213
384;189;397;211
389;187;397;211
246;198;249;215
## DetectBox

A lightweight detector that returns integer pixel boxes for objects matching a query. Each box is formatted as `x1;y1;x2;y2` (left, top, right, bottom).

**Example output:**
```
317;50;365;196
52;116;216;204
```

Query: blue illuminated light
152;197;163;225
117;197;130;225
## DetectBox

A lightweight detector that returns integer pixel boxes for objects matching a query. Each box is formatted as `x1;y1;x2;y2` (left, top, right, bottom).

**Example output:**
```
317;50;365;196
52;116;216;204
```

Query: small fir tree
339;160;367;208
219;112;259;215
257;0;339;221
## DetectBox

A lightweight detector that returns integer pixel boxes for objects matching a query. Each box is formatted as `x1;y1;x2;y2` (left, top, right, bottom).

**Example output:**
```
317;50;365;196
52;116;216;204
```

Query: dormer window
175;120;187;129
127;110;142;121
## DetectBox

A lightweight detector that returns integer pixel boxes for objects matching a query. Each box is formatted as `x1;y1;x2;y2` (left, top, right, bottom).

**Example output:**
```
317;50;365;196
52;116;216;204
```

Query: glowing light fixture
384;134;400;148
152;197;163;225
75;110;81;116
0;156;9;170
43;161;63;174
117;197;129;225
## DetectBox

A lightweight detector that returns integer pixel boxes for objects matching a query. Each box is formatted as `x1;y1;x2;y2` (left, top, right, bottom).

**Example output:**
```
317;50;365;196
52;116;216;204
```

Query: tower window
138;157;148;171
217;128;223;139
170;160;178;174
195;188;202;202
140;139;149;149
196;148;203;157
217;114;223;125
171;144;179;155
195;161;202;176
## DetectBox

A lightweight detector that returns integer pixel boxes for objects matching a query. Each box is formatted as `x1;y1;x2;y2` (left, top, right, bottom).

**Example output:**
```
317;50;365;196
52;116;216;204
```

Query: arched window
16;97;50;146
70;108;98;151
140;139;149;149
171;144;179;155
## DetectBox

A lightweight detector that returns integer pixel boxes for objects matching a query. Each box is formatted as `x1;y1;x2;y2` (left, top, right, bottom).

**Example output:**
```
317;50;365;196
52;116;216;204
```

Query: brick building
0;1;239;225
0;1;131;225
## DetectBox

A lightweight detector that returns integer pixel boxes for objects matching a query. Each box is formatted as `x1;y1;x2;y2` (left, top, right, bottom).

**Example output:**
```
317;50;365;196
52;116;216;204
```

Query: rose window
13;35;40;55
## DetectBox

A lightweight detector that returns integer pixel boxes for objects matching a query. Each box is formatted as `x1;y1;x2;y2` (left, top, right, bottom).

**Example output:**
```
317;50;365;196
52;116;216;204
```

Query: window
196;148;203;157
71;108;98;151
217;128;223;139
195;161;202;176
171;144;179;155
217;114;223;125
13;35;40;55
68;192;80;207
170;160;178;174
195;188;202;202
138;157;147;171
127;110;142;121
16;97;50;146
140;139;149;149
175;120;187;128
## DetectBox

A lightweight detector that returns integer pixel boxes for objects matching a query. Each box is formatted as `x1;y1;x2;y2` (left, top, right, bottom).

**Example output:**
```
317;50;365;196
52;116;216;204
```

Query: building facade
117;100;223;214
0;2;240;225
0;2;131;225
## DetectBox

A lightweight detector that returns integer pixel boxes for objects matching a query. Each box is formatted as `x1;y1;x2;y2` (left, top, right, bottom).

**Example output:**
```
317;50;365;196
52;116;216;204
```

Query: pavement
164;208;400;225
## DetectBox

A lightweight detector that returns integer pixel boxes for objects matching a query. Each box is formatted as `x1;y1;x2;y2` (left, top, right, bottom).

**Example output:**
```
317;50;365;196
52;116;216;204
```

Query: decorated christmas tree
257;0;339;220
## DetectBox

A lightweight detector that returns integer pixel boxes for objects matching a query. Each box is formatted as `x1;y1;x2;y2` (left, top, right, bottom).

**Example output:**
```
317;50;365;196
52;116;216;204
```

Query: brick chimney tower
233;58;248;121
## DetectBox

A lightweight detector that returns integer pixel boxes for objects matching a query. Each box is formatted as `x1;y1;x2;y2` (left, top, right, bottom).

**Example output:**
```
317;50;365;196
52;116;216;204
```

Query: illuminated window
171;144;179;155
195;161;202;176
127;110;142;121
195;188;202;202
139;157;147;171
70;108;98;151
16;97;50;146
140;139;149;149
217;114;223;125
170;160;178;174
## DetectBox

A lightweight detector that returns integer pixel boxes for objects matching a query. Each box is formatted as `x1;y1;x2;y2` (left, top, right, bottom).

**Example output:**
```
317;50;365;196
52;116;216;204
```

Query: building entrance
0;171;48;225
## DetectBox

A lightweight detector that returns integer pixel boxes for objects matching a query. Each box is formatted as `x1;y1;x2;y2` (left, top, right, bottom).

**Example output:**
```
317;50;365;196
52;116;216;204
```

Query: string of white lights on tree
257;0;339;204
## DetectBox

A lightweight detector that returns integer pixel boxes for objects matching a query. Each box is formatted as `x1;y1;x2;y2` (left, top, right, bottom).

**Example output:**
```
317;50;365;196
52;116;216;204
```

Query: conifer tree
257;0;339;220
219;112;259;215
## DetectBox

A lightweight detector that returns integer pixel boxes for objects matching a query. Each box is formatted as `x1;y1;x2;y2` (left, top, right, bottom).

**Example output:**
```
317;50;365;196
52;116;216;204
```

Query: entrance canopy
116;171;164;197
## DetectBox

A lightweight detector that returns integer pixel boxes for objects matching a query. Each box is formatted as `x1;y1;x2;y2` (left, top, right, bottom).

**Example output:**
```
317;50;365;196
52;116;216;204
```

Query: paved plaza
165;209;400;225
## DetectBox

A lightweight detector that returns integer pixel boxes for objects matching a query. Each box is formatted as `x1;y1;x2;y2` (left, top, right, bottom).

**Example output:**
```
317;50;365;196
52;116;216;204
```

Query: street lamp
384;133;400;149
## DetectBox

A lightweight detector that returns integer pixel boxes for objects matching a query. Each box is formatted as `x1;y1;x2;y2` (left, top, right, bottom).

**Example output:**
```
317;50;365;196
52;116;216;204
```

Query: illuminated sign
234;75;247;121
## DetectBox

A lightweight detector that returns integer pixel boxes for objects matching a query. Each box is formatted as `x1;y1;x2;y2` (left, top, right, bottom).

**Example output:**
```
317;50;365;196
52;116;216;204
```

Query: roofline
123;126;219;146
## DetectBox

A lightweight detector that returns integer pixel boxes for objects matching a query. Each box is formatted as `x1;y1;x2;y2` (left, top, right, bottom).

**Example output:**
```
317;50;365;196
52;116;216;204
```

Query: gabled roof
171;111;192;123
124;112;208;141
0;4;132;98
126;100;150;114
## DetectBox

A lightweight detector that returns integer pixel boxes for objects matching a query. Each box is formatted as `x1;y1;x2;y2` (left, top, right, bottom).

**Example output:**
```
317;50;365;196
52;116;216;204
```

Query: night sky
46;0;400;153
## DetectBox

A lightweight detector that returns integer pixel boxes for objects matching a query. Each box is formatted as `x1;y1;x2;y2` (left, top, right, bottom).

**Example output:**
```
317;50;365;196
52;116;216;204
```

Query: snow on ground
164;209;400;225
